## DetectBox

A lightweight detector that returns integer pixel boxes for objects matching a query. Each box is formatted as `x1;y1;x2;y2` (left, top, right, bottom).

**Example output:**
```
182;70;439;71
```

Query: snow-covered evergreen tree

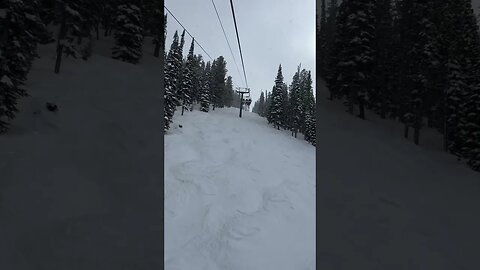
400;0;440;145
0;0;45;132
143;0;163;57
268;65;285;130
179;39;195;115
199;61;211;112
101;0;117;37
53;0;83;73
258;91;265;117
265;90;273;123
370;0;394;119
318;0;328;78
337;0;375;118
224;76;234;107
326;0;349;101
281;82;289;129
210;56;227;109
164;31;181;131
112;4;144;64
321;0;339;94
288;66;302;137
300;71;314;134
164;14;167;57
175;30;186;105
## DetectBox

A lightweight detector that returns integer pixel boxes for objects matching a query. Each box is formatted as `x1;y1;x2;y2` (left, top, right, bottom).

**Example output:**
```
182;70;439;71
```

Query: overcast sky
165;0;316;103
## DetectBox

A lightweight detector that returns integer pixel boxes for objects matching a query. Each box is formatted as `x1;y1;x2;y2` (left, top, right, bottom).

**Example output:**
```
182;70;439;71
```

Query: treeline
252;65;316;146
0;0;165;132
318;0;480;171
163;27;242;131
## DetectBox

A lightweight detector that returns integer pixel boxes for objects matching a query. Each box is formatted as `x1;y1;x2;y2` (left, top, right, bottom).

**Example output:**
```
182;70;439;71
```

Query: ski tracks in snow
164;108;315;270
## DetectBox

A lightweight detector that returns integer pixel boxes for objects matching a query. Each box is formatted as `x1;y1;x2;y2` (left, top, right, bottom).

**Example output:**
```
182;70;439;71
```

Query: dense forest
318;0;480;171
0;0;164;132
163;23;244;131
251;65;316;146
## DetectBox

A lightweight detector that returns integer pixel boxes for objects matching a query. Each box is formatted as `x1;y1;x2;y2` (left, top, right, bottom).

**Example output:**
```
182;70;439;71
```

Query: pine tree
301;71;314;134
101;0;117;37
326;0;349;101
258;91;265;117
73;1;101;44
303;71;316;145
179;39;195;115
199;61;211;112
289;66;302;137
53;1;83;73
370;0;394;119
318;0;328;78
281;82;289;129
210;56;227;109
266;88;274;124
143;0;163;57
399;0;440;145
268;65;285;130
191;54;204;105
175;29;186;105
0;0;45;132
225;76;234;107
164;14;167;56
438;0;480;170
338;0;375;119
112;4;144;64
164;31;181;131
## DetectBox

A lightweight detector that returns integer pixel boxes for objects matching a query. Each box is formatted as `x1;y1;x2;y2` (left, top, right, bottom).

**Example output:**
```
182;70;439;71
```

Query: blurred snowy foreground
0;38;163;269
316;79;480;269
164;108;316;270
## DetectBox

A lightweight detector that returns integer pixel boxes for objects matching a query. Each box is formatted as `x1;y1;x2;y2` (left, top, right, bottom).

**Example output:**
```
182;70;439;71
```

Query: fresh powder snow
164;108;316;270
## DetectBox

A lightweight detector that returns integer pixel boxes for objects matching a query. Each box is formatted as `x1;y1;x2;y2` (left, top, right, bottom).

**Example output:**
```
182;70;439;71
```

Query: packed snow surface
164;108;316;270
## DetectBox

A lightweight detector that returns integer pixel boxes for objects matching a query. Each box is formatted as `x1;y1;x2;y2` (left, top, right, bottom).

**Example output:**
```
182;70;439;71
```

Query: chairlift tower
235;87;251;118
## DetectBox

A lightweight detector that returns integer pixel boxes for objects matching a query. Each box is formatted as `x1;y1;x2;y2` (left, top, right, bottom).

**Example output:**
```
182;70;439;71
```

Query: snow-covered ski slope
164;108;316;270
0;38;163;268
317;79;480;269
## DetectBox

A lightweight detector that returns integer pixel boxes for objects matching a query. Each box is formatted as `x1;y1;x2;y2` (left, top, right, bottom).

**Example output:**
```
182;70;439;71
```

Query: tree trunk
380;98;386;119
404;125;409;139
347;95;354;115
443;120;448;151
359;100;365;120
181;100;185;115
95;24;100;40
55;17;67;74
414;126;420;145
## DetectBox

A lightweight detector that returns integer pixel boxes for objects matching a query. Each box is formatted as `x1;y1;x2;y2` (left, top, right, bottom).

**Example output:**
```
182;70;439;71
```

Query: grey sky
165;0;316;103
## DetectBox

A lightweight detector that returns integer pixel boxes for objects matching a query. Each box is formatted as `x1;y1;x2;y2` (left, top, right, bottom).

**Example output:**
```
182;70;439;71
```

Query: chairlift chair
243;91;252;106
